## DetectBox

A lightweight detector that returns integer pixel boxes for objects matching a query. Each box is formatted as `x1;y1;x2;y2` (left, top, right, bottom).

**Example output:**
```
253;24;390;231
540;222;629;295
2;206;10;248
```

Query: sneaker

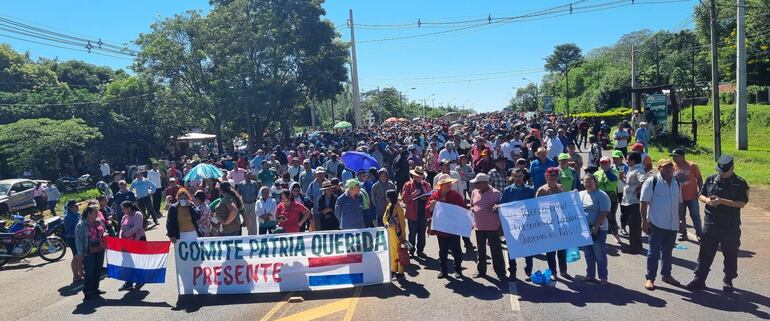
644;279;655;291
686;280;706;291
396;273;406;279
662;276;681;286
453;272;463;279
437;272;446;279
723;280;734;293
600;279;609;286
678;235;689;242
584;277;597;283
560;273;573;280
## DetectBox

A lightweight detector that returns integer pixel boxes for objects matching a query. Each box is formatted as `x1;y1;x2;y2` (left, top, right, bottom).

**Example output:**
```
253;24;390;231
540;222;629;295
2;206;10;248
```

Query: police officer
686;155;749;293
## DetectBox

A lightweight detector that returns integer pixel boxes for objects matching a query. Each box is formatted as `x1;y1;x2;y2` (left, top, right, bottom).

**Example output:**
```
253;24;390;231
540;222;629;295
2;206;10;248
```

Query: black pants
137;196;156;226
622;204;643;251
463;236;474;249
152;188;163;215
476;230;505;276
83;251;104;296
509;256;534;278
694;225;741;282
437;235;462;274
579;130;589;147
546;250;568;274
408;218;427;253
606;192;619;235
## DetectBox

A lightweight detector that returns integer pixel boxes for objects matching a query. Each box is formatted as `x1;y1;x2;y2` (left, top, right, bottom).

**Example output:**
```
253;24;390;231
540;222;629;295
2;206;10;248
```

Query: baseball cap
558;153;571;161
716;155;734;172
631;143;645;152
669;148;685;157
612;150;624;158
470;173;490;184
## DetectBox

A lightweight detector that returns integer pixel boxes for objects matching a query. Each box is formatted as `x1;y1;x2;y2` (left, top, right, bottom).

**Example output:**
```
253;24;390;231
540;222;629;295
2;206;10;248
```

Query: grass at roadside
635;104;770;187
60;188;101;204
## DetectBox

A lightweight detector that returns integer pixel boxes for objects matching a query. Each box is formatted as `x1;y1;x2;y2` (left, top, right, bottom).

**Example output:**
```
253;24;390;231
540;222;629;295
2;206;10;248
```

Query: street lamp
522;77;539;111
400;87;416;117
423;93;435;118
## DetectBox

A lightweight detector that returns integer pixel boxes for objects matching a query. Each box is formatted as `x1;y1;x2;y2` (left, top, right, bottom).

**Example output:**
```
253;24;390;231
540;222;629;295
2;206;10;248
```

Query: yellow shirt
177;206;195;233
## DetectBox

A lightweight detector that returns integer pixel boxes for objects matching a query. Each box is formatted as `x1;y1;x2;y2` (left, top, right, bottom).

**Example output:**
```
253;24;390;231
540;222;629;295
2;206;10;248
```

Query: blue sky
1;0;697;112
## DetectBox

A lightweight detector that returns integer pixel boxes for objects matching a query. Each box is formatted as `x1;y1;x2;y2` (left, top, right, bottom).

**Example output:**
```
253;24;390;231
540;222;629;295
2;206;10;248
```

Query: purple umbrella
340;151;380;173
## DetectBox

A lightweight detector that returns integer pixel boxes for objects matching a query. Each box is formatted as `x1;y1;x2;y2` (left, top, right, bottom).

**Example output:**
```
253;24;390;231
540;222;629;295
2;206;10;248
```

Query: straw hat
410;166;426;177
434;173;458;188
320;181;334;190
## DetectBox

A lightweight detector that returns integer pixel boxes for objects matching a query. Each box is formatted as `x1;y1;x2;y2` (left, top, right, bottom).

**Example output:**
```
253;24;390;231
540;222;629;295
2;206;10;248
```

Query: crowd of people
61;110;749;301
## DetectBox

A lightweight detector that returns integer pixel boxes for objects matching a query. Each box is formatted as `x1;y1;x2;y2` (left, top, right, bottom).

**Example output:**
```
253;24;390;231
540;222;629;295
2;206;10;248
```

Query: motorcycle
0;216;67;267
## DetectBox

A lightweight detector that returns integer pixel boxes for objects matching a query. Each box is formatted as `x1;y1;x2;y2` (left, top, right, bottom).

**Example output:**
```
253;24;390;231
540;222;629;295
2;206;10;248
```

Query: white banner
431;202;474;238
174;228;390;294
498;191;592;259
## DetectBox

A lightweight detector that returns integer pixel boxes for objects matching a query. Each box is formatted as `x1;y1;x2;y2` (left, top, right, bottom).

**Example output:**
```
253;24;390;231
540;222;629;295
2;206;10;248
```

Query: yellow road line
259;292;295;321
342;287;363;321
274;298;352;321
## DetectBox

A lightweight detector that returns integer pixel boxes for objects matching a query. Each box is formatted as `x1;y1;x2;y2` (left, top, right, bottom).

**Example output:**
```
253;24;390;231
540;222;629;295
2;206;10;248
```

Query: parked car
0;179;47;216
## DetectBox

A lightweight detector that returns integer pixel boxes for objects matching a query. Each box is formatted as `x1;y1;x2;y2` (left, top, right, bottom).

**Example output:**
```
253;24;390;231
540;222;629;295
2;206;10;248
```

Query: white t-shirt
614;129;630;148
146;170;161;192
99;163;111;177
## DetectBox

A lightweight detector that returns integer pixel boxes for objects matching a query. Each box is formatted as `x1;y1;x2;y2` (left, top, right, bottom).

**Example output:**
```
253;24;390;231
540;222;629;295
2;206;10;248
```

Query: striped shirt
471;187;501;231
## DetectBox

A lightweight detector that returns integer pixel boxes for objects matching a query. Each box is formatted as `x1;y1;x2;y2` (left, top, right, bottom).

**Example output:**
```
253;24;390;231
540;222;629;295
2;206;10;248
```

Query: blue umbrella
340;151;380;173
183;163;224;181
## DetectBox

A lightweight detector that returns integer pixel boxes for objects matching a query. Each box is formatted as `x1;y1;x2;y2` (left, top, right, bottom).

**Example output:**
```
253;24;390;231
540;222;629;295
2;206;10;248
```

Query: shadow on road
517;279;667;308
0;260;56;271
658;285;770;319
73;290;172;315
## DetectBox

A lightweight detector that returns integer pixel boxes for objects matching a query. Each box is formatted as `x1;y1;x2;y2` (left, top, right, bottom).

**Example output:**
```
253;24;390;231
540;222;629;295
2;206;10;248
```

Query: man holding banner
469;173;506;281
497;168;536;281
427;174;467;279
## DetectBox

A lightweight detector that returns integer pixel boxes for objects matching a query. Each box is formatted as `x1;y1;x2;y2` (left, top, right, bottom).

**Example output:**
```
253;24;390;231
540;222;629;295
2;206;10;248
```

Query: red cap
631;143;644;152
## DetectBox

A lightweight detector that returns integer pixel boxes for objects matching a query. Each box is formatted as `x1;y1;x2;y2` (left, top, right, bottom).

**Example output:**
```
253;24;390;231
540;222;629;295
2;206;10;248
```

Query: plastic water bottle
543;269;552;284
566;248;581;263
531;270;544;284
674;244;688;250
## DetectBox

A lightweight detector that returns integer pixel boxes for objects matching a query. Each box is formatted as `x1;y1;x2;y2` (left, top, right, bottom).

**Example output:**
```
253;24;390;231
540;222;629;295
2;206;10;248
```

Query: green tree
545;43;584;115
0;118;102;177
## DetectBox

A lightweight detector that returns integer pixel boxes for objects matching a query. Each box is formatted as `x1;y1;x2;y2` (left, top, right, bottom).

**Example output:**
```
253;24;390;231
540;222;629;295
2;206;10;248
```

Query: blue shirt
635;128;649;146
250;155;264;171
129;178;157;198
341;170;355;185
63;208;79;239
529;158;558;189
334;192;365;229
500;183;536;204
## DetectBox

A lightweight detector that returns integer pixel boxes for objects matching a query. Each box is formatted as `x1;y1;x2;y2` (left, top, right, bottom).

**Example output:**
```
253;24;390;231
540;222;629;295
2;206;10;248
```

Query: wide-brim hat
320;180;333;190
410;166;426;177
314;166;326;174
434;173;458;188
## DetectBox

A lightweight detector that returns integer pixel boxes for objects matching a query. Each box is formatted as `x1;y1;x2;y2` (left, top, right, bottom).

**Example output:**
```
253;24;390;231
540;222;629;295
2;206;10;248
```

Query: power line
360;68;544;81
0;15;137;58
0;32;134;60
354;0;693;42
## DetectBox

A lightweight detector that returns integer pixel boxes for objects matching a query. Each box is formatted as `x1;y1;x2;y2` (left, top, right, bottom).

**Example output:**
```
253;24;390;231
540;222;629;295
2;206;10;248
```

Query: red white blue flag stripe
105;237;171;284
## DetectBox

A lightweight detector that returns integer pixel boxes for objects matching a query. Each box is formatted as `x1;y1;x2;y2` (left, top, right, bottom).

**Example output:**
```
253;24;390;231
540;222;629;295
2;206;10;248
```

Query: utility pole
736;0;748;150
565;68;571;116
310;101;316;129
348;9;362;128
655;35;661;85
631;44;637;110
691;40;697;144
709;0;722;160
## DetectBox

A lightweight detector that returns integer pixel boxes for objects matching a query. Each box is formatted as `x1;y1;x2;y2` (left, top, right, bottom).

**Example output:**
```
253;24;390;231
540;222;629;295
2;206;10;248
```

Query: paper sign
431;202;474;238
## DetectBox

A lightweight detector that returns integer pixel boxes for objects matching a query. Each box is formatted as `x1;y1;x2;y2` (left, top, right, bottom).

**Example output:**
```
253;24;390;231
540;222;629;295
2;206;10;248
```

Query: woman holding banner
579;174;611;285
383;189;408;281
427;173;466;279
535;167;569;280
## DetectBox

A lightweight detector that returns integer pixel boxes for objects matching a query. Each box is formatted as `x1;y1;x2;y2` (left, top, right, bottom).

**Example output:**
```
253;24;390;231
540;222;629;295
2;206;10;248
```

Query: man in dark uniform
686;155;749;293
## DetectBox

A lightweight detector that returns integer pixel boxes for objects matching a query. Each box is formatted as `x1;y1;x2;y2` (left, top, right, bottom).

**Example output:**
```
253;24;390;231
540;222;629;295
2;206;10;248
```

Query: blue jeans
679;199;702;237
646;224;677;281
582;229;608;279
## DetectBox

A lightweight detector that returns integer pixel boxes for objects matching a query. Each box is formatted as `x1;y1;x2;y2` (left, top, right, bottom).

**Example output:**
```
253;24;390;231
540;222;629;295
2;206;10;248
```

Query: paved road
3;153;770;321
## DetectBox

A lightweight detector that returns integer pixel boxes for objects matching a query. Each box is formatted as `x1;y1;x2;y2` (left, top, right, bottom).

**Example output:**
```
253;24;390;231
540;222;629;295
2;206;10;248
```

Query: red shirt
276;202;308;233
426;189;466;238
